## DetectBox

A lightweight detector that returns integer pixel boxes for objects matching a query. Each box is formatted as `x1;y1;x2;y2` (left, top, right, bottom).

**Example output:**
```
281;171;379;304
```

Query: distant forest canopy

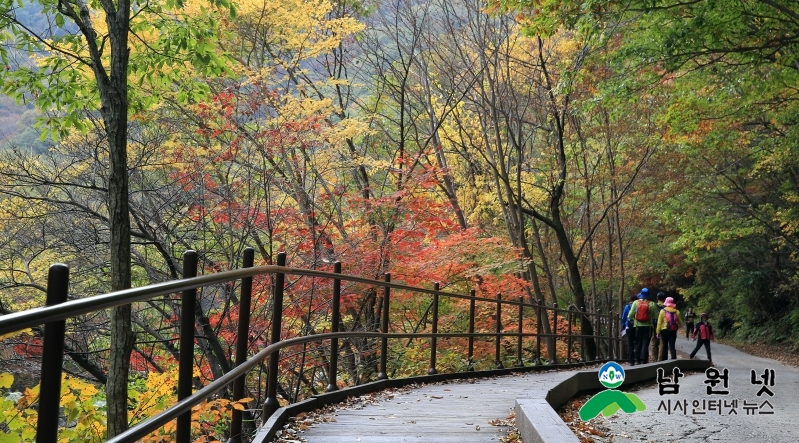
0;95;27;141
0;0;796;344
0;0;51;152
0;97;51;153
0;0;798;430
1;0;798;440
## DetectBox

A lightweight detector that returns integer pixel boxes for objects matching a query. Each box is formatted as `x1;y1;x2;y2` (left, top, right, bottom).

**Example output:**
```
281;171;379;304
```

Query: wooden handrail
0;248;621;442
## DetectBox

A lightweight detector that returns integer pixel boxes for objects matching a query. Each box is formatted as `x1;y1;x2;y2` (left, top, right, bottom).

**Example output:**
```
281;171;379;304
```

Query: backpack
666;311;679;331
634;300;651;322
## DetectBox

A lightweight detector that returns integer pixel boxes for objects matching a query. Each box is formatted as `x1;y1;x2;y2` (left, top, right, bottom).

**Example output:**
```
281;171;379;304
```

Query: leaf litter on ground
558;393;613;443
271;374;531;443
718;338;799;368
273;366;606;443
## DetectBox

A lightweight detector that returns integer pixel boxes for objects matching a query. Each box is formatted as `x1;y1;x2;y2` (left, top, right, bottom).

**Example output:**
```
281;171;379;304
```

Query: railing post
263;252;286;419
377;273;390;380
326;262;342;392
495;293;503;369
177;251;198;443
566;307;573;363
580;306;586;362
516;296;524;368
36;264;69;443
428;282;439;375
604;314;609;360
615;312;620;359
228;247;254;443
551;302;558;364
535;299;542;365
467;289;475;371
614;312;619;360
613;312;619;359
594;312;601;361
600;313;606;360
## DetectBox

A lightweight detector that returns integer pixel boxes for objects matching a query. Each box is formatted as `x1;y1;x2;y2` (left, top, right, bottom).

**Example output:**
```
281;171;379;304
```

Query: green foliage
0;0;235;138
558;0;799;346
488;0;612;38
0;107;51;152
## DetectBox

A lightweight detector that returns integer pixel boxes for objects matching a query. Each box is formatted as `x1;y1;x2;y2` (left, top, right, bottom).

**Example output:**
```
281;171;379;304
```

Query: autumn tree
609;0;799;337
499;0;799;341
0;0;234;435
395;0;658;359
355;0;472;231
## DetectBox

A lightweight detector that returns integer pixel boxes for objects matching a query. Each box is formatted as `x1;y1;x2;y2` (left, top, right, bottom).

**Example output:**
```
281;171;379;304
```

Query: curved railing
0;248;621;442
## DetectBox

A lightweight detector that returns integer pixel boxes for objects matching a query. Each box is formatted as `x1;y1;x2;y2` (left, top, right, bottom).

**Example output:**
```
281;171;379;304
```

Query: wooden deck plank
295;370;576;442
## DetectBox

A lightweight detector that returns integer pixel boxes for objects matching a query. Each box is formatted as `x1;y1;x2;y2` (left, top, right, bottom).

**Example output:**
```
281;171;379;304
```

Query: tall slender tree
0;0;232;435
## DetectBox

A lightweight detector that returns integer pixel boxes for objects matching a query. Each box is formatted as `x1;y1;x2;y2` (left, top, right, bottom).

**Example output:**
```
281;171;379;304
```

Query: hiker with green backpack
627;288;658;365
656;297;682;360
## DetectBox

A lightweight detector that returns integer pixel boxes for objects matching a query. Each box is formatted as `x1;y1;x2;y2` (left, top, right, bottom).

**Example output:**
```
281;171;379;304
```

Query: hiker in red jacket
627;288;658;365
689;312;714;363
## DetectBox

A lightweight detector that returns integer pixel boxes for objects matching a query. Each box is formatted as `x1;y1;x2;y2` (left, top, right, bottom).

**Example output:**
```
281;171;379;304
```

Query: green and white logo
579;362;646;421
598;361;625;389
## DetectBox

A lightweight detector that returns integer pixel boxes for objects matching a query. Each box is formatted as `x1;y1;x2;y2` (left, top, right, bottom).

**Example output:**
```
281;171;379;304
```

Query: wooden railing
0;248;621;442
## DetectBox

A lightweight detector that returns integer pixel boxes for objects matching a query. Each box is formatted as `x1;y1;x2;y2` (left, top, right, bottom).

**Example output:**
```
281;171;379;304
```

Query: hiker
684;307;696;339
627;288;658;365
621;294;638;365
656;297;681;360
690;312;714;363
650;292;666;361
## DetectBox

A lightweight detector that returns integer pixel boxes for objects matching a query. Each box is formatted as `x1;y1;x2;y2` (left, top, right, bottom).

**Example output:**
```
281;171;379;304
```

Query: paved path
595;335;799;442
296;336;799;443
297;369;576;442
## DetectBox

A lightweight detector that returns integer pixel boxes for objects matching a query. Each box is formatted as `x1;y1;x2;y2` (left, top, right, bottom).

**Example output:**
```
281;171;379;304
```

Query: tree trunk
105;104;134;437
552;217;597;360
100;9;133;438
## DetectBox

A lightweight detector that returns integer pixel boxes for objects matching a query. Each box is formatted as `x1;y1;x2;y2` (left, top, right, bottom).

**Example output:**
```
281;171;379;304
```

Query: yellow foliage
232;0;364;66
0;368;241;442
0;328;32;341
0;156;80;310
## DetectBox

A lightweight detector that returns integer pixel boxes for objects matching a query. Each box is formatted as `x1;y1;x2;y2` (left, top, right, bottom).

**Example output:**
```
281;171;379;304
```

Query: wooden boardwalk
281;338;799;443
295;369;576;442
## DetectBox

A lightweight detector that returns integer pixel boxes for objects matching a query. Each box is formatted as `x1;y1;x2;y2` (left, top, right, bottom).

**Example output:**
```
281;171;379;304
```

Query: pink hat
664;297;676;307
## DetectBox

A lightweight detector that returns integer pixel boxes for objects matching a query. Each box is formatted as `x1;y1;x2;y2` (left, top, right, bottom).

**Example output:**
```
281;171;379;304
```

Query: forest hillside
1;0;798;440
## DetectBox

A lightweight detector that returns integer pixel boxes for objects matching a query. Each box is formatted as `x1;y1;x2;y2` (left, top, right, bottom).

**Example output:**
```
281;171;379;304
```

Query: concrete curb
515;359;712;443
252;360;613;442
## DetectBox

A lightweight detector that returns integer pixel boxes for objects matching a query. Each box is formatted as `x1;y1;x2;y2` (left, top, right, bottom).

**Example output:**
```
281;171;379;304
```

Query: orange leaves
391;227;525;293
126;369;245;443
17;386;39;410
231;397;253;411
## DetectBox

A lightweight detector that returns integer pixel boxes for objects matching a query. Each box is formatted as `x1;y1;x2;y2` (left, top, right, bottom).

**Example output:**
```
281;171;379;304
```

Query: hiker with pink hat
656;296;682;360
